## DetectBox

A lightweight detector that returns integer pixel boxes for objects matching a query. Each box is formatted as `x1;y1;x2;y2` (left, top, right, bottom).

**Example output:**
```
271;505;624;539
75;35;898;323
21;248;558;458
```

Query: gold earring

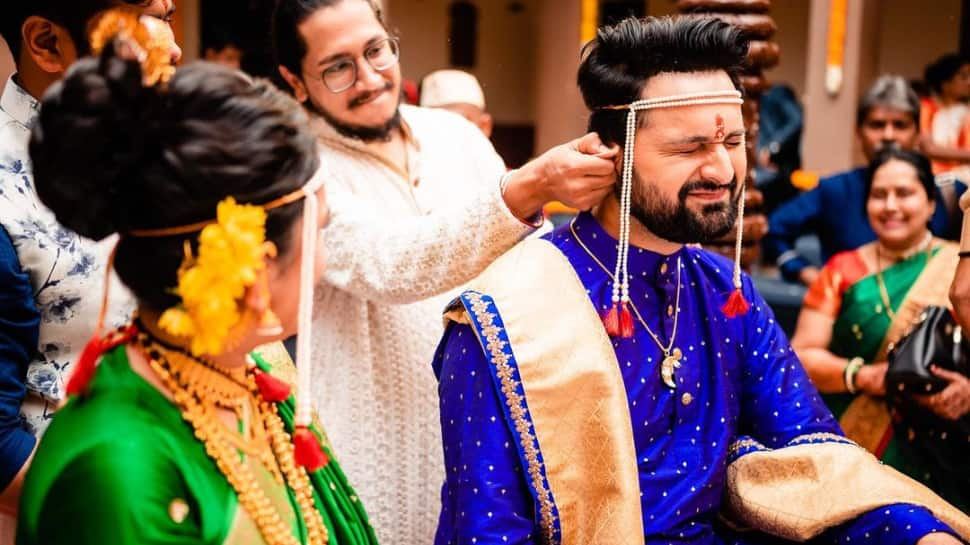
254;265;283;337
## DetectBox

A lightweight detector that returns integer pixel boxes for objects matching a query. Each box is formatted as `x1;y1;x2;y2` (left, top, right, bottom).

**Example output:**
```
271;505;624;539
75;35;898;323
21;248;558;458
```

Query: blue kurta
433;212;955;545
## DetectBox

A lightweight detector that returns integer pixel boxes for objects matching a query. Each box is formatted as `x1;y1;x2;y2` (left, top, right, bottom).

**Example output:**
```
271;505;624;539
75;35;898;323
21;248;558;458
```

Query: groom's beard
626;173;739;244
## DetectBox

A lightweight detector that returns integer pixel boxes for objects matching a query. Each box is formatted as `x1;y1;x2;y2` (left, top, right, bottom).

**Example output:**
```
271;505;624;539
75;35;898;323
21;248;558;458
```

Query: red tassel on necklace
602;303;621;336
721;288;750;318
253;368;292;402
619;304;635;338
66;324;137;396
293;426;329;471
603;302;635;338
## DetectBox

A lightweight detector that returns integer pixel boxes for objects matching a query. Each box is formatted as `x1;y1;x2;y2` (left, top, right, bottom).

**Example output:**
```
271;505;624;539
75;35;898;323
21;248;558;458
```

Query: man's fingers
587;177;618;192
569;154;618;177
574;132;611;155
594;145;621;159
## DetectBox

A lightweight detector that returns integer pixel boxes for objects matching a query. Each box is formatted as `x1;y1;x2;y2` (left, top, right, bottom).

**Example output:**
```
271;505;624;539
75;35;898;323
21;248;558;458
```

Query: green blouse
16;345;379;545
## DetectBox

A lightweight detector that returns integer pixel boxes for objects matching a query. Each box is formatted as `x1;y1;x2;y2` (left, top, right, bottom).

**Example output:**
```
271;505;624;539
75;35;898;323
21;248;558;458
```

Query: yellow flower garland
159;198;270;356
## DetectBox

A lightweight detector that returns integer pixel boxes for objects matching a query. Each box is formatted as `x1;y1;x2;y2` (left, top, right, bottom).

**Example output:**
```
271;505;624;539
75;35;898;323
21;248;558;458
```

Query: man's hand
916;531;963;545
799;266;820;286
855;362;888;397
914;366;970;421
502;133;618;221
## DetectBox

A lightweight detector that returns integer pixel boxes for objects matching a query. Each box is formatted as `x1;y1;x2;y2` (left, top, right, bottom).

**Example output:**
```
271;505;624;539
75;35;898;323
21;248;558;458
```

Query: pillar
677;0;779;267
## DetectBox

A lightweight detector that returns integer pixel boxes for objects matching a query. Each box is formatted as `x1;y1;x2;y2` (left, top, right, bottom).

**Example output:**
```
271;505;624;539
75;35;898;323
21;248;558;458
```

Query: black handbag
886;306;970;395
886;306;970;508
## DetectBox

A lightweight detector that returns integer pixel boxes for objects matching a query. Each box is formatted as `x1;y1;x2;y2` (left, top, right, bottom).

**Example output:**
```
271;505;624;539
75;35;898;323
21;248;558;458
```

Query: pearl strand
732;182;746;290
608;90;744;310
296;183;318;428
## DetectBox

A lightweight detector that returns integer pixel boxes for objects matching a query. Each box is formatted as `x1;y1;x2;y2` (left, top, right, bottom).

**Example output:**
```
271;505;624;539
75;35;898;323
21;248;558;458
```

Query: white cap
420;69;486;109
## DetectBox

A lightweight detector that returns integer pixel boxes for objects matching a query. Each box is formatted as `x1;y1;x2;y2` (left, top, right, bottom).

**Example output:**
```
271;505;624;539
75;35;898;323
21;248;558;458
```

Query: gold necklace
138;335;329;545
874;234;934;321
570;219;684;388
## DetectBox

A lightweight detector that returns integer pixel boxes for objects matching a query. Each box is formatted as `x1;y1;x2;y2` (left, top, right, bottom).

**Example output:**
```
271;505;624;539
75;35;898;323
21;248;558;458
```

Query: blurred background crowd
2;0;970;540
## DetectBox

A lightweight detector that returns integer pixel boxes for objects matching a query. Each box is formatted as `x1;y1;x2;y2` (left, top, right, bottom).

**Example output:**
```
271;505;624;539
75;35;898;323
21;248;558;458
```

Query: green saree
825;247;940;409
16;344;380;545
808;242;967;512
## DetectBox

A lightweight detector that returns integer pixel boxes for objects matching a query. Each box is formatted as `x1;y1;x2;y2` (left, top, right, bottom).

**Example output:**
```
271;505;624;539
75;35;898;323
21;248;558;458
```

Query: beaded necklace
137;333;330;545
570;220;685;388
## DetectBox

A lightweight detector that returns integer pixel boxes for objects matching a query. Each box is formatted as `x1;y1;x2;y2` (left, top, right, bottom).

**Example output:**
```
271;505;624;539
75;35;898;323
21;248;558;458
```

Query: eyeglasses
309;37;401;94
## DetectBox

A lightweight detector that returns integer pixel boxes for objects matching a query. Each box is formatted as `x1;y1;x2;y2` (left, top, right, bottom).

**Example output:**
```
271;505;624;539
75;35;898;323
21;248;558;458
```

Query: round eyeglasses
310;37;401;94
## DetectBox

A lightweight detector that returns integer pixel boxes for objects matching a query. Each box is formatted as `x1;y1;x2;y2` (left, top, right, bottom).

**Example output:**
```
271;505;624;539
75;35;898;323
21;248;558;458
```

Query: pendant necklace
570;219;684;388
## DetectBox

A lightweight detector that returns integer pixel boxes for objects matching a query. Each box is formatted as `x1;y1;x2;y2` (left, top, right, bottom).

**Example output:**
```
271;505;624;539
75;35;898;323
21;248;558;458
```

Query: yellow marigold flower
158;308;195;338
159;197;270;356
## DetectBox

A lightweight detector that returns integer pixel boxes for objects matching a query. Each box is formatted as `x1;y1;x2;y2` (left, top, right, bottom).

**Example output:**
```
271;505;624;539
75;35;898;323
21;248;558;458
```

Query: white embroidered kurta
0;77;132;438
310;105;532;543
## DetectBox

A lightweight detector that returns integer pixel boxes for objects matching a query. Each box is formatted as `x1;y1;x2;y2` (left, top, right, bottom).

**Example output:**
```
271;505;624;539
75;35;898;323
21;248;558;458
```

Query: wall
640;0;962;174
387;0;538;125
764;0;811;96
0;40;12;86
875;0;961;80
535;0;587;151
797;0;962;174
178;0;201;63
801;0;883;174
648;0;812;95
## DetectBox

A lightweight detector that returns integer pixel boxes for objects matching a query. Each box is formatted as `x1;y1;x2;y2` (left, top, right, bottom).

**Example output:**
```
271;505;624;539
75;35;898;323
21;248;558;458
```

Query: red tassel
293;426;329;471
619;304;634;338
602;303;621;336
253;369;292;402
66;324;137;396
66;336;105;397
721;288;750;318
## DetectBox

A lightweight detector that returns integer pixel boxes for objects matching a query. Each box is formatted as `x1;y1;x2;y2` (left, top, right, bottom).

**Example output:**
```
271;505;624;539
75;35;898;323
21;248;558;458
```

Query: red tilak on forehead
714;114;726;141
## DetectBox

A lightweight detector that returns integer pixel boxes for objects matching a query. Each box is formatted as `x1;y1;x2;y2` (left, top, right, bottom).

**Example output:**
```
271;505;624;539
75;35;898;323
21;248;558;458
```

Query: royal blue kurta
432;212;955;545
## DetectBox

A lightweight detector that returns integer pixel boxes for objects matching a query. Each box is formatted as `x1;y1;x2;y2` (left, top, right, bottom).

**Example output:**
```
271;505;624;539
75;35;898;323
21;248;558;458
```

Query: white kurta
310;105;533;543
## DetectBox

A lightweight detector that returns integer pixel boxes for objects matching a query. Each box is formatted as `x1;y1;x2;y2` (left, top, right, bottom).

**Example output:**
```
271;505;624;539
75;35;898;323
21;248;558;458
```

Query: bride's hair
30;50;319;310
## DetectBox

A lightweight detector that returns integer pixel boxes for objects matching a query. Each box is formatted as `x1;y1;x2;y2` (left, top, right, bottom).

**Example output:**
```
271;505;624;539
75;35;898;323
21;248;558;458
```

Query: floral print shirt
0;76;132;438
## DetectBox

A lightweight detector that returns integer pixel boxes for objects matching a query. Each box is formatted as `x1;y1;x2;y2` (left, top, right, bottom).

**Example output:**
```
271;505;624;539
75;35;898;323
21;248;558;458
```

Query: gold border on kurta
458;239;645;545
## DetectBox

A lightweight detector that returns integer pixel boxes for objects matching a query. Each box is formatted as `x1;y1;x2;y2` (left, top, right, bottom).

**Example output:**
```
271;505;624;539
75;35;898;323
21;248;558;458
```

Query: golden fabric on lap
723;440;970;541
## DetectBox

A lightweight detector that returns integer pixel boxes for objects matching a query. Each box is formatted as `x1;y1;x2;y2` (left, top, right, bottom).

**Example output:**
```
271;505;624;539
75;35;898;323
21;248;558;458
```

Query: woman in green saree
16;11;379;545
792;147;969;512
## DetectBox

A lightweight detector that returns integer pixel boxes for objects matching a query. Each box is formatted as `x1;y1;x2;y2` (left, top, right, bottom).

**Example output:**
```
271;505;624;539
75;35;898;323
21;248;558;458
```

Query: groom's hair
577;16;749;147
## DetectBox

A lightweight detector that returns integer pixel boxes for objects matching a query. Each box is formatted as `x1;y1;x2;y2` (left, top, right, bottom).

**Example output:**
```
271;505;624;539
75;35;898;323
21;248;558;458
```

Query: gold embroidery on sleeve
466;292;558;544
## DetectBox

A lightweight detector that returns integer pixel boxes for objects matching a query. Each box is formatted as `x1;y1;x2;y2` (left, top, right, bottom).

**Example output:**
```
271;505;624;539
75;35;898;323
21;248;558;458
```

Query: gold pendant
660;348;683;389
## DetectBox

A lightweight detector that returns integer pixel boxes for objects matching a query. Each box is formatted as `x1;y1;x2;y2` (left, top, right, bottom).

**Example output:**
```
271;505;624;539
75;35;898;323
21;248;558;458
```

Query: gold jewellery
570;220;684;388
874;232;934;321
137;334;329;545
